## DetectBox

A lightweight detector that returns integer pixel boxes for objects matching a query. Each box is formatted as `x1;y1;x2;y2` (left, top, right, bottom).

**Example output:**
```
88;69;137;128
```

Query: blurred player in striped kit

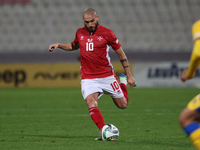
180;20;200;150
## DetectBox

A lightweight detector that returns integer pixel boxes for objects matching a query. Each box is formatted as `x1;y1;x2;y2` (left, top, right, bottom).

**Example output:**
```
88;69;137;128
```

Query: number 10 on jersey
86;42;94;51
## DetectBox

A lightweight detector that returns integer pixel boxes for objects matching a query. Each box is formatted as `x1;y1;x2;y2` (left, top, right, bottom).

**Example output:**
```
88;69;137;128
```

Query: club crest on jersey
80;36;84;40
97;36;103;41
116;39;119;44
88;38;93;42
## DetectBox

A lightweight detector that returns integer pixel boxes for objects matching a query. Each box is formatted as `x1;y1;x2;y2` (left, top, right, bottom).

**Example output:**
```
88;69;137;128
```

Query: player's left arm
181;39;200;82
115;47;136;87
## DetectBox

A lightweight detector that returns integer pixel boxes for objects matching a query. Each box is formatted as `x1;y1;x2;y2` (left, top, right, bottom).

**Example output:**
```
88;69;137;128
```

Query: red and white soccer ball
101;124;119;141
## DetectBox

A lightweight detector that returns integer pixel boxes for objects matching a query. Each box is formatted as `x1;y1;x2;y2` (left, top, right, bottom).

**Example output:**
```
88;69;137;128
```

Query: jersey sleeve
186;21;200;78
73;30;79;45
192;20;200;41
107;30;121;50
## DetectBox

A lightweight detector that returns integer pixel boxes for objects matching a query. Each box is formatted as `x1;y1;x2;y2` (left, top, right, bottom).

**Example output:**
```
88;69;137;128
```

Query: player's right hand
180;69;190;82
180;69;194;82
127;76;136;88
49;43;59;52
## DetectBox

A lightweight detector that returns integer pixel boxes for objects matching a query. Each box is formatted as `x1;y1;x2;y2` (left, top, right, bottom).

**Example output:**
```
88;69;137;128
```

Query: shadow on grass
2;134;193;149
16;134;97;140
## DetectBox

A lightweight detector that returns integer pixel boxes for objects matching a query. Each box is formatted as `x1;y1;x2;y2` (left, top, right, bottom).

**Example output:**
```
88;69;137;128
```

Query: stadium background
0;0;200;87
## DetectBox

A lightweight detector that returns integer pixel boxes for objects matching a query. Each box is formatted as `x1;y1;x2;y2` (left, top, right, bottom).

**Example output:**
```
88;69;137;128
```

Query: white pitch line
0;113;178;118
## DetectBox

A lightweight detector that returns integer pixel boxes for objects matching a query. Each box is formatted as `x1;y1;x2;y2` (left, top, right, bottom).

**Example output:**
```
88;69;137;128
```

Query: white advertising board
134;62;200;88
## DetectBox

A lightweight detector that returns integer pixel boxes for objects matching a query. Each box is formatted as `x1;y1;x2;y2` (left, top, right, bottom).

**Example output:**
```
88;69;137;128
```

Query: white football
101;124;119;141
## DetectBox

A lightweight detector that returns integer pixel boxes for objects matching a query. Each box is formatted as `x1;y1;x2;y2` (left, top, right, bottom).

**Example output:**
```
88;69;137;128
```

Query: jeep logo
0;70;26;86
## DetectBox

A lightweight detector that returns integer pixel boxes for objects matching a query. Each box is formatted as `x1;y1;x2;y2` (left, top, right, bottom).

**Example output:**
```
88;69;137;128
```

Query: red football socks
89;107;105;130
120;83;129;103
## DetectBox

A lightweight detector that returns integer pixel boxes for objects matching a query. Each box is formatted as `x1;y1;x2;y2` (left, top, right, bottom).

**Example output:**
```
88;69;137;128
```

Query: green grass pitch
0;88;199;150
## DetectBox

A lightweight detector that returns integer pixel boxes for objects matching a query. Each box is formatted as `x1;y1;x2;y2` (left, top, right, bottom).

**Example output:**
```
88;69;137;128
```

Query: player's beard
85;21;99;34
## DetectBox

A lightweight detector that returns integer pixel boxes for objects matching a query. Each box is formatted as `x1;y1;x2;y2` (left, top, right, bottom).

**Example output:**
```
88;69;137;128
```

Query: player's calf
113;97;127;109
179;107;197;128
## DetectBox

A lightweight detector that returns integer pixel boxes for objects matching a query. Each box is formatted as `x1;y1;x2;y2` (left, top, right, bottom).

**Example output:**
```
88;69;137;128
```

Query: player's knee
86;98;98;108
117;102;127;109
179;108;194;128
113;97;127;109
118;105;126;109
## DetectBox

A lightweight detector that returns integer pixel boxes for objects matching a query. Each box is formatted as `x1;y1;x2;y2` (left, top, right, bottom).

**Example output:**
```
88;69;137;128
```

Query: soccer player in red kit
49;8;136;139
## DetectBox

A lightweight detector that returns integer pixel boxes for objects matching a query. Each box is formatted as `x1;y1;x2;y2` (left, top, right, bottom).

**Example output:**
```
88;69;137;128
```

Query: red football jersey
73;25;121;79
